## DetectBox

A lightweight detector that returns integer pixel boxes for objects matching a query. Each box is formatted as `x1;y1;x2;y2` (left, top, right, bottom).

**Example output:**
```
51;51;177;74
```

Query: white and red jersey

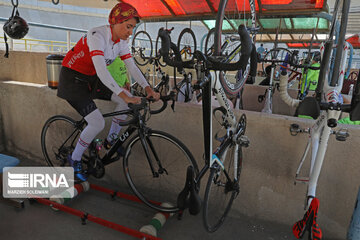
62;25;148;95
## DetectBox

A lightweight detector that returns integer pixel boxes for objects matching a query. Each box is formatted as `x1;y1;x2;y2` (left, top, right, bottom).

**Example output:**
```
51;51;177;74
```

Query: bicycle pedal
238;135;250;147
335;129;349;141
177;210;184;220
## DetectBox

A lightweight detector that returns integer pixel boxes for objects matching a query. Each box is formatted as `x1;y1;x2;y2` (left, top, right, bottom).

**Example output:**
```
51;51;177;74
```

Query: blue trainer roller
0;154;20;173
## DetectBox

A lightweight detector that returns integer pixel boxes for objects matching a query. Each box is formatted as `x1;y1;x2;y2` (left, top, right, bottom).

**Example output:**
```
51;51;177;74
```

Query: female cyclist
57;2;159;181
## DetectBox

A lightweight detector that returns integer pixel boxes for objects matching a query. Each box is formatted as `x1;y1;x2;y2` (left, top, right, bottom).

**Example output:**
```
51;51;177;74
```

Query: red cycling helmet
108;2;140;25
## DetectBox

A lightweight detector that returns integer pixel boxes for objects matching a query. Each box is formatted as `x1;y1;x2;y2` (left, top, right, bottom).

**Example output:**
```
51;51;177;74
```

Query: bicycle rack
29;182;166;240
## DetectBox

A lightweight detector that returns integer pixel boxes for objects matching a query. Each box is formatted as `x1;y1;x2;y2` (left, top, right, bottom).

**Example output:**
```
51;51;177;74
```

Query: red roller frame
31;183;163;240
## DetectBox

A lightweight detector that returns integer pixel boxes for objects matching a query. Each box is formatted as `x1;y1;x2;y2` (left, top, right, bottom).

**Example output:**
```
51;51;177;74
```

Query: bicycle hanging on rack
158;23;251;233
177;27;197;62
208;0;258;108
157;0;256;231
278;0;360;238
131;30;172;96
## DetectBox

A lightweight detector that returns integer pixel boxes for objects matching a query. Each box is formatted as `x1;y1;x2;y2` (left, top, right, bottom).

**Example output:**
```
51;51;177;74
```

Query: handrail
0;17;87;33
0;36;76;53
0;17;86;52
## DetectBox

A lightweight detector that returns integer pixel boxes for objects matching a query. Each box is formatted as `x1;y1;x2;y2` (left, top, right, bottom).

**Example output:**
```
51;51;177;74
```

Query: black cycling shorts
57;66;113;117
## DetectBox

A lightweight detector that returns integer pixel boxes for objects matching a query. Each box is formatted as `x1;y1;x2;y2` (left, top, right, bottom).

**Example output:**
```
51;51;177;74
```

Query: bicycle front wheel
203;141;242;232
123;130;198;213
131;30;152;66
41;115;85;167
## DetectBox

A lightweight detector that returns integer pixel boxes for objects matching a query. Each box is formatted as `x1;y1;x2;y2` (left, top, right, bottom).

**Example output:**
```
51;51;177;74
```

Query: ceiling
39;0;327;21
37;0;360;46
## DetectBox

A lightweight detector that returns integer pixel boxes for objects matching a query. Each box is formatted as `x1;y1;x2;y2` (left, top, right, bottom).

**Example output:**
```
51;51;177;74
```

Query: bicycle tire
203;140;242;232
214;0;251;97
41;115;85;167
262;48;293;76
155;35;168;67
177;27;197;61
131;30;152;66
123;129;198;213
204;28;216;56
204;28;228;57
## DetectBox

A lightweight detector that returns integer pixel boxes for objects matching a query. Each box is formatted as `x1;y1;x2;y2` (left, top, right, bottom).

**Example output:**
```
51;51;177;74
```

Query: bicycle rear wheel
155;35;168;67
262;48;293;77
177;28;197;61
41;115;85;167
131;30;152;66
204;28;216;56
123;129;198;213
214;1;251;97
203;140;242;232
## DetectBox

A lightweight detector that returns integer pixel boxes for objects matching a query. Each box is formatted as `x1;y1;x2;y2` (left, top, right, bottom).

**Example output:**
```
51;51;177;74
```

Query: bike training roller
49;181;90;211
139;202;175;237
157;24;252;72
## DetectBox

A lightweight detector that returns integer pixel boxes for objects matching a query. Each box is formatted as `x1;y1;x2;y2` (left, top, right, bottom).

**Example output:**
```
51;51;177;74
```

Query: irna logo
7;172;69;188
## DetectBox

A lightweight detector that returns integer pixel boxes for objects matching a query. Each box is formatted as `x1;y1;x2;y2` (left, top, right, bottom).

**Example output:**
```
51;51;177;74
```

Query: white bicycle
278;0;360;239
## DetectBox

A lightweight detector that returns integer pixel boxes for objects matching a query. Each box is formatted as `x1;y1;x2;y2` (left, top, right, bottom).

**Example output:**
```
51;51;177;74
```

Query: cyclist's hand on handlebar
118;91;142;104
145;86;160;101
124;82;131;91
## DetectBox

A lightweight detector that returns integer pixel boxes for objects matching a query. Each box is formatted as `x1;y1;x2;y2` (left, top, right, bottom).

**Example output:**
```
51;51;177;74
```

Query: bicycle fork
138;129;167;178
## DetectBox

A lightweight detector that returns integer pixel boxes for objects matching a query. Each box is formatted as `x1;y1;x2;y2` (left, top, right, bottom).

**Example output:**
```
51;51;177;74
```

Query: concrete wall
0;50;49;85
0;104;4;152
1;51;360;239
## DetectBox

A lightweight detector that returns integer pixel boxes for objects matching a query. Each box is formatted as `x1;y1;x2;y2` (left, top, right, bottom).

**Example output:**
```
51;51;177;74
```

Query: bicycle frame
80;110;139;167
304;42;349;204
284;41;350;210
195;69;241;184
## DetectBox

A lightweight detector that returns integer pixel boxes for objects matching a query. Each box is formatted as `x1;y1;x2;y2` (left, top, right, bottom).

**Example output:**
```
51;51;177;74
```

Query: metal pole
67;31;71;51
9;38;13;50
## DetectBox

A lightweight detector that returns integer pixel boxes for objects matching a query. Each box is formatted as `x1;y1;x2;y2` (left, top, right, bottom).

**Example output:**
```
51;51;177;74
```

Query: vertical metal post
347;187;360;239
9;38;13;50
67;30;71;51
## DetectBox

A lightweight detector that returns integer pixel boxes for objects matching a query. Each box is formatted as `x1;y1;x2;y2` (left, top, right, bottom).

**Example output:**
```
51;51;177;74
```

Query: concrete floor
0;152;343;240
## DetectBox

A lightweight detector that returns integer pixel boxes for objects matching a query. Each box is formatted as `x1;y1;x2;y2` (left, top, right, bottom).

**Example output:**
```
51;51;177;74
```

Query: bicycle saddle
177;165;202;215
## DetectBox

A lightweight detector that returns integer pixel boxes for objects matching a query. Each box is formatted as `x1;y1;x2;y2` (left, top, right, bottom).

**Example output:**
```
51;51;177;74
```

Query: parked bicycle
41;95;197;213
278;0;360;238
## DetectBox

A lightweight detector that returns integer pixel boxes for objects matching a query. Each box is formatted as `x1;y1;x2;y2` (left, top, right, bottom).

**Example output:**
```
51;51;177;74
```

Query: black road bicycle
41;96;198;213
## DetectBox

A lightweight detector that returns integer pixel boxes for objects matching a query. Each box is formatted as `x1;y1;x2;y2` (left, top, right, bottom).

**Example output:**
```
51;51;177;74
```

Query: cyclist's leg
58;68;105;180
106;93;128;142
67;100;105;181
67;105;105;160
